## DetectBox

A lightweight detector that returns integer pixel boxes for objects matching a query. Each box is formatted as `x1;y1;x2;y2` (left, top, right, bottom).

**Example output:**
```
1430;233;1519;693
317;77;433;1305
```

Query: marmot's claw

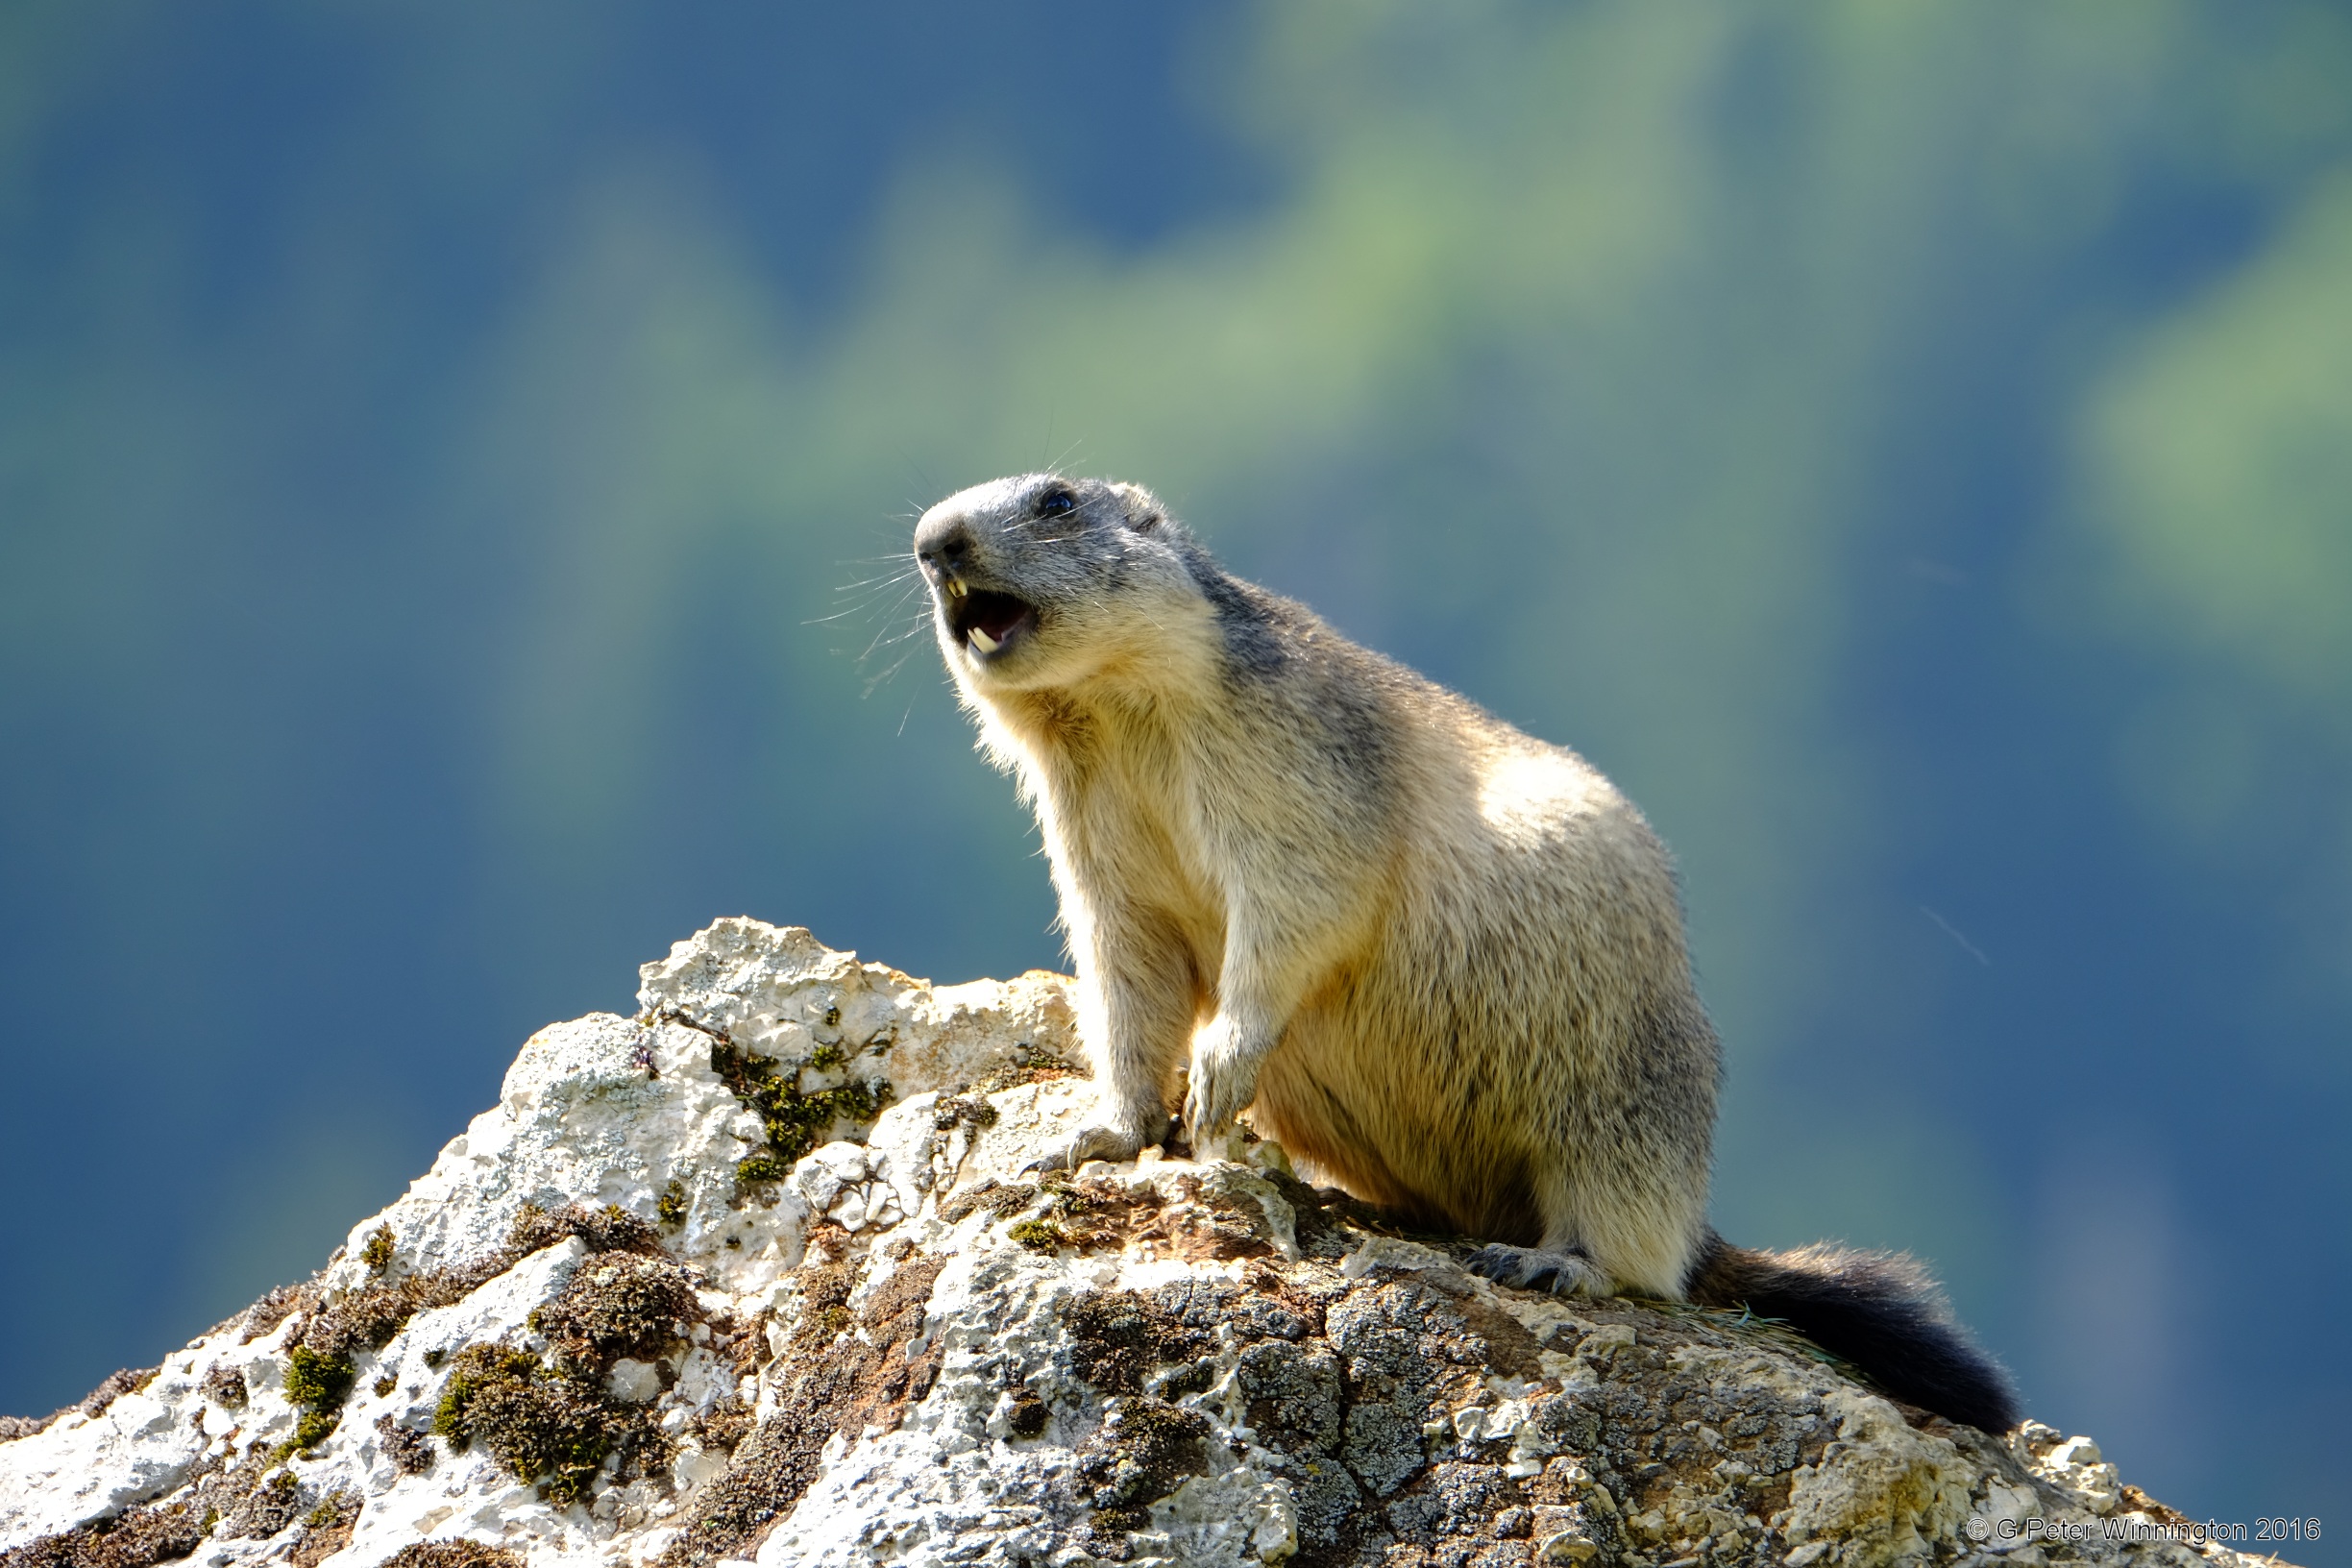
1022;1122;1146;1174
1465;1243;1610;1297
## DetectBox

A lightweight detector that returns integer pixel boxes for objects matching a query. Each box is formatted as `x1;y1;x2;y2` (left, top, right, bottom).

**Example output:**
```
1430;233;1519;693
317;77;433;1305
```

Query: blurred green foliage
3;0;2348;1526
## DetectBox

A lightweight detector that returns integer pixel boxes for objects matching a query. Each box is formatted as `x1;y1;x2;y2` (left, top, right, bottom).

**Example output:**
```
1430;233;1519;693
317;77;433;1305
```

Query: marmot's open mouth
946;586;1036;657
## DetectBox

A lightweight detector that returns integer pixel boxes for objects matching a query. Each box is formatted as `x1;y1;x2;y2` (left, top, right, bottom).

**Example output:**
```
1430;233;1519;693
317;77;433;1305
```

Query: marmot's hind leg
1465;1150;1704;1299
1464;1243;1612;1297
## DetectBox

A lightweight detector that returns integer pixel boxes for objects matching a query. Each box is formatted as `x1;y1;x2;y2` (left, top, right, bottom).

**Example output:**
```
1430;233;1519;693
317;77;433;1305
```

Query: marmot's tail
1683;1229;2018;1433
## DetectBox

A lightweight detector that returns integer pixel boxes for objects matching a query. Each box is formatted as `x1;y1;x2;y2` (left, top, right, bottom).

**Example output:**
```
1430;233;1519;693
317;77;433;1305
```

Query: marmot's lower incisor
914;473;2015;1432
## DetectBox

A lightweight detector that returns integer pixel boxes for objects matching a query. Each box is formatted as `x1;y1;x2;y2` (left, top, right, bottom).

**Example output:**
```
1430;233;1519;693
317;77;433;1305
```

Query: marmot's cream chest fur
914;473;2015;1432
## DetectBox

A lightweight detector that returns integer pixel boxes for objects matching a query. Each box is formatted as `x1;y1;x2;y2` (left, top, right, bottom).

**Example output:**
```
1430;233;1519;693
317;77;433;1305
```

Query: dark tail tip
1686;1230;2019;1433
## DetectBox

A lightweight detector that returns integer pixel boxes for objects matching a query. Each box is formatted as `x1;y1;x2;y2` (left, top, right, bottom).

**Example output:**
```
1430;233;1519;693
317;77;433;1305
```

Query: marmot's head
915;473;1206;692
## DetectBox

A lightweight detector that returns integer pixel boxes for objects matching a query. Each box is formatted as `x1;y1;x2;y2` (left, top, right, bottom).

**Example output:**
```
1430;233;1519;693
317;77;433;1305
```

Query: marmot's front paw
1183;1018;1263;1141
1465;1243;1612;1297
1021;1122;1150;1173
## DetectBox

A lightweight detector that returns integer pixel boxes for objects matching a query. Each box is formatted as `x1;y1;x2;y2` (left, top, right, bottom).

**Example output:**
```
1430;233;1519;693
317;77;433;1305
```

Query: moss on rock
375;1546;525;1568
278;1347;356;1456
282;1347;355;1409
429;1327;674;1507
528;1253;698;1378
708;1036;892;1170
358;1226;395;1275
1080;1397;1212;1535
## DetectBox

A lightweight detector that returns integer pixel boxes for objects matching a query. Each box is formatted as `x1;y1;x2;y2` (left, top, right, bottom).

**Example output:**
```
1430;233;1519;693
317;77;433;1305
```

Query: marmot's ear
1109;481;1164;531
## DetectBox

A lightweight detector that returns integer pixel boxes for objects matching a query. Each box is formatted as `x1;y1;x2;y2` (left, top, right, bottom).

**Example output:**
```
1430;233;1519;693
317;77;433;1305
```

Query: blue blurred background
4;0;2348;1531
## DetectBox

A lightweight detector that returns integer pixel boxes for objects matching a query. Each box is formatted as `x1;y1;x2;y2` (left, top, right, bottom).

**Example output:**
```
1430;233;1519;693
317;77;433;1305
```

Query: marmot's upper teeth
945;576;968;600
968;625;1001;654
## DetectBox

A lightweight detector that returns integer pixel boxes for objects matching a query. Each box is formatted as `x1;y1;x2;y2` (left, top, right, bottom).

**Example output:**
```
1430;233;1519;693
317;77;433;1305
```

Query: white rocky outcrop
0;919;2289;1568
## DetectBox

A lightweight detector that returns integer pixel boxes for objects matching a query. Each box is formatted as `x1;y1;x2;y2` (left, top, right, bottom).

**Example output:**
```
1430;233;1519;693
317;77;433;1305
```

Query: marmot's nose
914;516;973;576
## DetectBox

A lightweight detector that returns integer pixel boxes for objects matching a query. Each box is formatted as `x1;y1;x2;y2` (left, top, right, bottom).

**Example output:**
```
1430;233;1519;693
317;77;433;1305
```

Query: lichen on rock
0;919;2290;1568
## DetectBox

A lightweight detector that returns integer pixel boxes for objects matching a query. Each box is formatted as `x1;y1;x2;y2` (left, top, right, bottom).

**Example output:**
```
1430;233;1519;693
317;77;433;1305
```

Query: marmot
914;472;2016;1432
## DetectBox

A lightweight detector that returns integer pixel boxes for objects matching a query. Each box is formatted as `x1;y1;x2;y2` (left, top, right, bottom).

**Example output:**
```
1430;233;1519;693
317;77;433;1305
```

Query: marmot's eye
1037;486;1076;518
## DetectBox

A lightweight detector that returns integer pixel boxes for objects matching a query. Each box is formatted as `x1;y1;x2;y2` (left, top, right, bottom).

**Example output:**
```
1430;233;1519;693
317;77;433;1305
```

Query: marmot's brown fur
914;473;2016;1432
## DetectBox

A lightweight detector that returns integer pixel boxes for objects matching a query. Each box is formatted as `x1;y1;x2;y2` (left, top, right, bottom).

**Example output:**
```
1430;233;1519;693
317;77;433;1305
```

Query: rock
0;919;2291;1568
606;1362;664;1408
